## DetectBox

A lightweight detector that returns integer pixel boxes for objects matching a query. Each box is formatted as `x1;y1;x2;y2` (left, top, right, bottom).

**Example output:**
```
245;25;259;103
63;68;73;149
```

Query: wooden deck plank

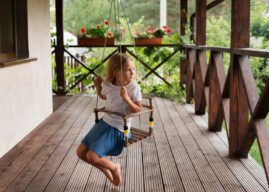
140;112;164;192
53;95;72;111
64;107;98;192
155;97;224;192
182;103;269;192
1;96;268;191
104;152;127;191
199;109;269;191
21;96;92;192
85;165;107;192
42;97;94;192
171;100;246;192
0;96;85;192
6;97;93;192
152;98;185;191
161;98;205;192
23;98;92;191
124;116;144;192
0;95;78;175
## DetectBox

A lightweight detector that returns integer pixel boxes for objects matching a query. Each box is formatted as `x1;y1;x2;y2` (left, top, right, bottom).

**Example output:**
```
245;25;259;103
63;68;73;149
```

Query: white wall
0;0;52;158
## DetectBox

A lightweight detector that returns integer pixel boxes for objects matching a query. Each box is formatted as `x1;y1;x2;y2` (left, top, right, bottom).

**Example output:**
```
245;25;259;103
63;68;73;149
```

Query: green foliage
85;26;108;38
152;29;165;37
64;0;111;33
140;76;186;103
249;1;269;94
134;26;170;38
206;17;230;47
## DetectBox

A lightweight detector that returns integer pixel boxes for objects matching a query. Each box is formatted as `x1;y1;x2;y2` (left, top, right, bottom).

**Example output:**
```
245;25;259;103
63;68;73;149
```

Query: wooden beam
195;0;206;45
55;0;65;95
231;1;250;48
229;0;250;158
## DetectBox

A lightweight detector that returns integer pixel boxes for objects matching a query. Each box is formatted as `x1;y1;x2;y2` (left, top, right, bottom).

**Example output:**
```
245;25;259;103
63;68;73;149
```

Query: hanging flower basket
78;38;115;46
134;37;162;45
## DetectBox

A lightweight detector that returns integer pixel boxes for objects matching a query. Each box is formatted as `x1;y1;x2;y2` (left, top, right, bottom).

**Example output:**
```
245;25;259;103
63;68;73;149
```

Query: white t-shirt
101;80;142;132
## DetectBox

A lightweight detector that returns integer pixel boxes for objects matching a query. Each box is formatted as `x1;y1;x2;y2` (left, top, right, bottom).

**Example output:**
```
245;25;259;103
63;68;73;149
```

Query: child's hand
120;87;130;101
94;76;103;89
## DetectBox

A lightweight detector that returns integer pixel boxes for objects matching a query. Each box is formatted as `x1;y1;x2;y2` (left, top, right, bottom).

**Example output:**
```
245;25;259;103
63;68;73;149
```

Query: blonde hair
106;53;133;83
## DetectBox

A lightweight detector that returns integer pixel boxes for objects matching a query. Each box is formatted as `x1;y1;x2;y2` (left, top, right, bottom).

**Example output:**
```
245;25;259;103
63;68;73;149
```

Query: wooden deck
0;95;268;192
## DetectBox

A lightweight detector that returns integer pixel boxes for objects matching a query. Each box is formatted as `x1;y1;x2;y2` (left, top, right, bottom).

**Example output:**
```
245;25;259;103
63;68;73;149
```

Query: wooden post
229;0;250;157
55;0;65;95
195;0;206;114
180;0;187;88
195;0;206;46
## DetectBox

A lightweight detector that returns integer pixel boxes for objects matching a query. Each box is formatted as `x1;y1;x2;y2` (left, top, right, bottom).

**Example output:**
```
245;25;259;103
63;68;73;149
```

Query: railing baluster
208;51;225;132
186;49;196;103
195;50;207;114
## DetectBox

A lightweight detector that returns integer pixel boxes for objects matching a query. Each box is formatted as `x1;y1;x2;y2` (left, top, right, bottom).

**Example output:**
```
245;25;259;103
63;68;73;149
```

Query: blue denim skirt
81;118;131;158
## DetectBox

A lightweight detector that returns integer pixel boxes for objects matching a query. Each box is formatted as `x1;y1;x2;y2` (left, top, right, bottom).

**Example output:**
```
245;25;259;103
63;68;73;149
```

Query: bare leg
86;150;122;186
76;143;121;186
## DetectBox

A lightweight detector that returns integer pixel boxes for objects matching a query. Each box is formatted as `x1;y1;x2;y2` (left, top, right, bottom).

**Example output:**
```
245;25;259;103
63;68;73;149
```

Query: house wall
0;0;52;158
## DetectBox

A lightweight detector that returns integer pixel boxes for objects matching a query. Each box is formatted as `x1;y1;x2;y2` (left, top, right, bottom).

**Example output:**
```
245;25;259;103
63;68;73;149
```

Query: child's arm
94;76;107;100
120;87;142;113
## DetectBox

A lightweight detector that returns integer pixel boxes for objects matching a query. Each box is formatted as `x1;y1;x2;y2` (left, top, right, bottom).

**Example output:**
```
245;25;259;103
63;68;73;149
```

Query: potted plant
76;21;115;46
134;25;171;45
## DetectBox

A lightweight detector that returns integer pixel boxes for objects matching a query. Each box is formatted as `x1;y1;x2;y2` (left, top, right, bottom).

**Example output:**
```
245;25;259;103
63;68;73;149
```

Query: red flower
147;25;152;28
111;24;114;27
167;28;171;33
96;25;101;29
80;27;86;33
163;29;167;32
107;32;112;37
162;26;167;29
104;21;109;25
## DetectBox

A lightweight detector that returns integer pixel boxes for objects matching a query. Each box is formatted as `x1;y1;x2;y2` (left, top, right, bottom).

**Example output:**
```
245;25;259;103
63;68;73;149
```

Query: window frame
0;0;29;64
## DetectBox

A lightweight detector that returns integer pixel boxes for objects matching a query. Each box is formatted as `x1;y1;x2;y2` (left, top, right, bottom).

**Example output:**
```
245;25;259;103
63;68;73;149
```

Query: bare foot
103;168;114;183
111;163;121;186
96;165;114;183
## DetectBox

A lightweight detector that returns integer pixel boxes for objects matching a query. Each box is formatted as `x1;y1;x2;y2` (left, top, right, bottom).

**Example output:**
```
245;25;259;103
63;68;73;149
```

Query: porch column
194;0;207;114
180;0;187;87
55;0;65;95
229;0;250;157
195;0;206;46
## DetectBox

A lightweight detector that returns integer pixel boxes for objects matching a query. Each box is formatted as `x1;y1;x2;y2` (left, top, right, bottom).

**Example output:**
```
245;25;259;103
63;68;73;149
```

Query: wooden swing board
127;127;153;146
94;107;153;118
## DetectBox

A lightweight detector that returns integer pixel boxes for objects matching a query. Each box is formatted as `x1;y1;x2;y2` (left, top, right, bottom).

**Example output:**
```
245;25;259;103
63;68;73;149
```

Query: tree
122;0;160;27
64;0;111;33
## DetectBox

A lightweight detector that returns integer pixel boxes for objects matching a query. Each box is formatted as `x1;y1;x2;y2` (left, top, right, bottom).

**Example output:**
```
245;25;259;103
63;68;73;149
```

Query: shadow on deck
0;95;268;192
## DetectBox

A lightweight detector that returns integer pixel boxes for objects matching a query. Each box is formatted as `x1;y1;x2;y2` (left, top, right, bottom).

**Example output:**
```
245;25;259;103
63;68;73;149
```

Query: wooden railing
52;44;180;94
182;44;269;184
51;53;87;93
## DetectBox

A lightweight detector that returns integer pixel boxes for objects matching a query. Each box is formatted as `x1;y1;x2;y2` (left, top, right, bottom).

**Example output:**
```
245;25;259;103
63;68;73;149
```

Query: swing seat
128;127;152;145
94;95;154;147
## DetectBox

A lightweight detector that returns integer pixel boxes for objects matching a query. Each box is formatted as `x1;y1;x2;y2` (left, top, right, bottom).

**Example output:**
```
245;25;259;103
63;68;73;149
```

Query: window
0;0;29;63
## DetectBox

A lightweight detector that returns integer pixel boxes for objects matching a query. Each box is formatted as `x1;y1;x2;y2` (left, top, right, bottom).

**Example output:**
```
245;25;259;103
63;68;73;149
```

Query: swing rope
96;0;113;110
119;0;149;89
95;0;151;116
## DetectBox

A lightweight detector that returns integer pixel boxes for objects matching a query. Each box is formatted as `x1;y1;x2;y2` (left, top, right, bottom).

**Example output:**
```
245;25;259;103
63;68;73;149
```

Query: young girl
76;53;142;186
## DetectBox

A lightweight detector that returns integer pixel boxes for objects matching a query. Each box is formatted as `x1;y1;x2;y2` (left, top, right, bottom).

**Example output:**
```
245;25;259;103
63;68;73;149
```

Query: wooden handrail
233;48;269;58
183;44;231;52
